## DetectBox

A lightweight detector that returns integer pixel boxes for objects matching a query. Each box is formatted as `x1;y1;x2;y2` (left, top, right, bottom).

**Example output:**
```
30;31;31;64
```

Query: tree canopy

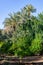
0;4;43;58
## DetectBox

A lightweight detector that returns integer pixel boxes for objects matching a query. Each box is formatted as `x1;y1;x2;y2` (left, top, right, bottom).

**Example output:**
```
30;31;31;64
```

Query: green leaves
30;34;42;55
0;4;43;57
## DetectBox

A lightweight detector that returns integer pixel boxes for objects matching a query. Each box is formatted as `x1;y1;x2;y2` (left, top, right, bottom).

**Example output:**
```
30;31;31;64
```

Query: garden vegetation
0;5;43;58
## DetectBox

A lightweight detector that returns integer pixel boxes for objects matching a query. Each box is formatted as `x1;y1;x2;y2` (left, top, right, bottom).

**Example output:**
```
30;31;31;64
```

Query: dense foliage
0;5;43;57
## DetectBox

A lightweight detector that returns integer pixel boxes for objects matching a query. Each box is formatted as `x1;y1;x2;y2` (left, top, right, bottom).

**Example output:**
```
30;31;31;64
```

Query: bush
30;34;42;55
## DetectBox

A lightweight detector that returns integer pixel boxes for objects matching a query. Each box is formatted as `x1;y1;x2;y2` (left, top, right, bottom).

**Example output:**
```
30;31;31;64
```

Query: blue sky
0;0;43;29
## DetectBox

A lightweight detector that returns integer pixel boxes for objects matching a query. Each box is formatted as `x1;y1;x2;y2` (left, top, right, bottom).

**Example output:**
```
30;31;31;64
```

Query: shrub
30;34;42;55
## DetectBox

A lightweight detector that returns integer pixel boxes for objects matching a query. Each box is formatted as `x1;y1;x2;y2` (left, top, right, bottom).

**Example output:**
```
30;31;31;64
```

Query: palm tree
3;5;36;34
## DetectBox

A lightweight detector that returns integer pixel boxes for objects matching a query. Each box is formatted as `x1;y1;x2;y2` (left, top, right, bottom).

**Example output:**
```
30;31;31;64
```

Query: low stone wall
0;56;43;65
